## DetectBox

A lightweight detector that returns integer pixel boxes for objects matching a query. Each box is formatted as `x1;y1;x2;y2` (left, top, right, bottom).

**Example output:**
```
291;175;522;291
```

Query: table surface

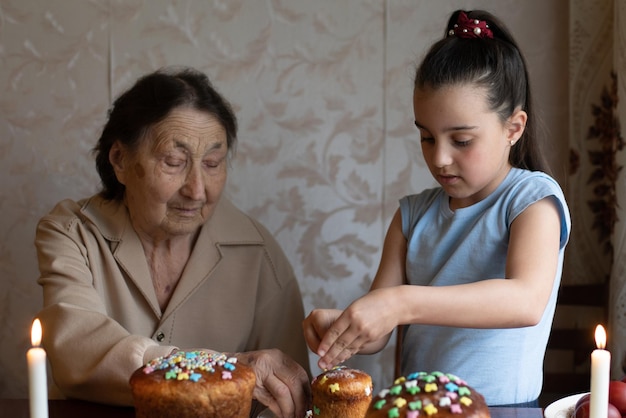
0;399;544;418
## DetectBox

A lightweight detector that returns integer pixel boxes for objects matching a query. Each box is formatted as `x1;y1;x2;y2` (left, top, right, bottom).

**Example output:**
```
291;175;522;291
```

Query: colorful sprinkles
372;372;475;417
142;351;238;383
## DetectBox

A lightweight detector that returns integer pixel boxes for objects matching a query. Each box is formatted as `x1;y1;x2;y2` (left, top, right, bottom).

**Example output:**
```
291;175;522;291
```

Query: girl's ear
109;141;128;186
506;108;528;145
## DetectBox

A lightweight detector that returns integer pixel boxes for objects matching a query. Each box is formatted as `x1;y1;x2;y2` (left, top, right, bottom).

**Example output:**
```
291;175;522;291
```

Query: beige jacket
35;194;310;405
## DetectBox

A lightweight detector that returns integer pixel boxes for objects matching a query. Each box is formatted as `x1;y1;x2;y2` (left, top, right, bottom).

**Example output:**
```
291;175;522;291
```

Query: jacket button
156;332;165;342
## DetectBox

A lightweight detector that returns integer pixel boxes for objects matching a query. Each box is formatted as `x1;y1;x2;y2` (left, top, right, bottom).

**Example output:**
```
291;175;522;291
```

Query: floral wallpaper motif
568;0;626;376
566;0;616;285
0;0;569;399
585;72;623;261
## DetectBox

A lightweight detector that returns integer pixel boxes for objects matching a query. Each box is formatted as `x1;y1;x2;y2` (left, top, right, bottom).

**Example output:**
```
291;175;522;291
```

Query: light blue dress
399;168;571;406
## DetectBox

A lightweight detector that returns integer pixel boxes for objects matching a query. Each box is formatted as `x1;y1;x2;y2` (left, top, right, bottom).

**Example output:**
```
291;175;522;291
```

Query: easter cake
365;371;490;418
129;350;255;418
310;366;373;418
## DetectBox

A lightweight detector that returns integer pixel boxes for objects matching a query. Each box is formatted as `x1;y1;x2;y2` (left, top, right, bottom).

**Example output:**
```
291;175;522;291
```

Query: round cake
310;366;373;418
129;350;256;418
365;371;490;418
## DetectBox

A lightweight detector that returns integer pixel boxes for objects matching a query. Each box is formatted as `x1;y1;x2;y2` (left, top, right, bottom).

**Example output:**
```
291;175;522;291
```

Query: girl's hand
302;308;342;355
309;288;399;370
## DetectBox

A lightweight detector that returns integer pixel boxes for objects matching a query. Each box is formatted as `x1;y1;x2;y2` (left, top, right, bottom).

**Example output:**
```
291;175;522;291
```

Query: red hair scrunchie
448;11;493;39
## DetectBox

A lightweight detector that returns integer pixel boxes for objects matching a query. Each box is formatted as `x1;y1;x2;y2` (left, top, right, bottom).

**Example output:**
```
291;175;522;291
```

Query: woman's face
111;107;228;241
413;84;526;209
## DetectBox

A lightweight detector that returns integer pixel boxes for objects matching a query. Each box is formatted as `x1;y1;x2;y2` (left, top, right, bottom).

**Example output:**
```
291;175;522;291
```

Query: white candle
27;319;48;418
589;324;610;418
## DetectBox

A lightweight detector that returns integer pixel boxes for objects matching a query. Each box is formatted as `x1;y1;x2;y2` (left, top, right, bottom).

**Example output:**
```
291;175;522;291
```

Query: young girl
302;10;570;407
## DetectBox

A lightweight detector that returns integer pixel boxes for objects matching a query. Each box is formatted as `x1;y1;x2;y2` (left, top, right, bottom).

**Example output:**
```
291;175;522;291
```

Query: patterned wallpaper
0;0;568;399
614;0;626;376
567;0;626;376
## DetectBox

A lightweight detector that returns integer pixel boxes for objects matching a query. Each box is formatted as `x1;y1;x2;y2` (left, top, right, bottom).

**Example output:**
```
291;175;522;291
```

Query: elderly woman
35;67;310;418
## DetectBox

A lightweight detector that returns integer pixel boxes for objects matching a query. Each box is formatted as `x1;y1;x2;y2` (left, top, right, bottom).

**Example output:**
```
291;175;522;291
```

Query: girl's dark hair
93;66;238;201
414;9;549;174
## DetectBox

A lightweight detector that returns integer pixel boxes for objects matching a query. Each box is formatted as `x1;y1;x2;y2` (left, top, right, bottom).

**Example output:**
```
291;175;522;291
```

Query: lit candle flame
594;324;606;349
31;318;42;347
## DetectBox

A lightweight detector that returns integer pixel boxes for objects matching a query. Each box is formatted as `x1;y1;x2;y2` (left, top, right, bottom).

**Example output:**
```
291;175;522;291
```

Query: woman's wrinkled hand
235;349;311;418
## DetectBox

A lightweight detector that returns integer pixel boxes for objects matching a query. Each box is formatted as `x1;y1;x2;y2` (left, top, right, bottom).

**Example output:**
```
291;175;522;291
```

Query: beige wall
0;0;568;399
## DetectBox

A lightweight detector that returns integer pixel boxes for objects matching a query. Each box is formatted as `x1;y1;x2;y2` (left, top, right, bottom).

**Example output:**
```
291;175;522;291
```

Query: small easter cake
365;371;490;418
310;365;373;418
129;350;255;418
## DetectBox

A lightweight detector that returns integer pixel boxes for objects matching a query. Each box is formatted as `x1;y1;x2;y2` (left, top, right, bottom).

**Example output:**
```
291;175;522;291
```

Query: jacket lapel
160;197;263;321
160;204;224;321
115;223;162;318
83;196;162;318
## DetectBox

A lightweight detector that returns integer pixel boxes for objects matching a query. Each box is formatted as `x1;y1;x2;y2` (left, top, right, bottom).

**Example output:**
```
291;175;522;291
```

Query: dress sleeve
507;173;571;250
